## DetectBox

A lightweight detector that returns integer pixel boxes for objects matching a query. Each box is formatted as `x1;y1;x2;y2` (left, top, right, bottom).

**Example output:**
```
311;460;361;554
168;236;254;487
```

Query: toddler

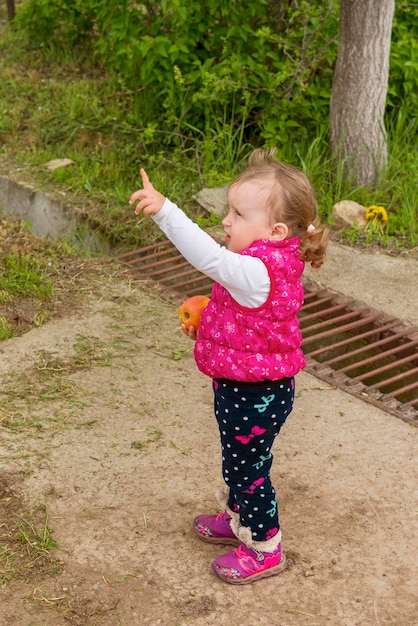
129;148;329;584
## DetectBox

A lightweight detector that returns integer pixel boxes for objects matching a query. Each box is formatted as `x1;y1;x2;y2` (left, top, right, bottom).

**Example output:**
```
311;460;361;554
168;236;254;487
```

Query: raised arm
129;171;271;308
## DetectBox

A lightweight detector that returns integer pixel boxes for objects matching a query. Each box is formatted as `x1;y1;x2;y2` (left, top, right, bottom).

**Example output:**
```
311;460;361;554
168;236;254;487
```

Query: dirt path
0;268;417;626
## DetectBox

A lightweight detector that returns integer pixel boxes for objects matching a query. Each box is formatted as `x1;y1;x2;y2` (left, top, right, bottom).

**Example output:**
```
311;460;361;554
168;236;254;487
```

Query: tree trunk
329;0;395;186
6;0;15;21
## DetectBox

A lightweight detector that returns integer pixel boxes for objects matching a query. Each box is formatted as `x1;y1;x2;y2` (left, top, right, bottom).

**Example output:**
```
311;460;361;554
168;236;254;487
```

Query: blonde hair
230;148;329;269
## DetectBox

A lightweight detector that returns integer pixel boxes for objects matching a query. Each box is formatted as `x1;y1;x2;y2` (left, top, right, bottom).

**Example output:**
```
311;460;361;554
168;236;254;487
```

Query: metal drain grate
119;240;214;297
119;241;418;426
300;282;418;425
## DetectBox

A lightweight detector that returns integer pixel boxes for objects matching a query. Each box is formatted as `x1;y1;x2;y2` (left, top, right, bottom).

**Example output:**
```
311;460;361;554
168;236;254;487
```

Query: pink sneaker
211;542;287;584
193;511;240;545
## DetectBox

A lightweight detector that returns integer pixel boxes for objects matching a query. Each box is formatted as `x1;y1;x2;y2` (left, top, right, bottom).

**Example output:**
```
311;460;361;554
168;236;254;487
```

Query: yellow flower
365;205;389;226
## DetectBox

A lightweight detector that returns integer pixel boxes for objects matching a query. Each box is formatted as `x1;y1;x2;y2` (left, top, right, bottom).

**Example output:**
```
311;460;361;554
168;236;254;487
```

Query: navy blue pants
213;377;294;542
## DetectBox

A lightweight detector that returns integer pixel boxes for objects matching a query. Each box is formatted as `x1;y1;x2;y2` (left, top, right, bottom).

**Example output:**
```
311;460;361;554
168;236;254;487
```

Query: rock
331;200;367;230
194;186;228;217
204;224;225;245
44;158;75;171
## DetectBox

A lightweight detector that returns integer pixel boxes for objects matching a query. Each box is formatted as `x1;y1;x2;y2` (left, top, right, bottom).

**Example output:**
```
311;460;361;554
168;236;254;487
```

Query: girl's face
223;181;285;253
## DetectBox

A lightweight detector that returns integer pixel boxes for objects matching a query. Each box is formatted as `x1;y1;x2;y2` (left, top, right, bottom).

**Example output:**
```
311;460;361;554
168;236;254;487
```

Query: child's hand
181;323;198;341
129;169;165;216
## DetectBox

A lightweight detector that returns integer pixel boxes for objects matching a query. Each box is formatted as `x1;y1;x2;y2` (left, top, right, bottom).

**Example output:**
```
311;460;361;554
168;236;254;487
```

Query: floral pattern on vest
194;238;306;382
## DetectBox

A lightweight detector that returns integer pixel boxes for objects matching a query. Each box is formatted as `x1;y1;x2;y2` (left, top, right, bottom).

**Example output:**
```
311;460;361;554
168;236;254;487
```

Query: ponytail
299;224;329;269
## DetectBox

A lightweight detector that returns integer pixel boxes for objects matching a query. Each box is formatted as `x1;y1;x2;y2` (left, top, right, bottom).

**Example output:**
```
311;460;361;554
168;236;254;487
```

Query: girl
129;149;329;585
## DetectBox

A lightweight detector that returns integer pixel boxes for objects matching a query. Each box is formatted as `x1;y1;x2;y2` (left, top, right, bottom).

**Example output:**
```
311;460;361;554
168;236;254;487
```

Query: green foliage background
14;0;416;146
1;0;417;248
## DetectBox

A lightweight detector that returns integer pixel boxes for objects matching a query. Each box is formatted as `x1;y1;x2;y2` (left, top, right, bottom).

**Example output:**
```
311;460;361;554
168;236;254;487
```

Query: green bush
15;1;416;154
388;1;418;112
8;0;418;247
14;0;338;151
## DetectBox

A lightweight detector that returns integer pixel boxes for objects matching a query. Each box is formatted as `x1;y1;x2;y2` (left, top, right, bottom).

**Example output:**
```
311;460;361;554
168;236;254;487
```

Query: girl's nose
222;213;231;226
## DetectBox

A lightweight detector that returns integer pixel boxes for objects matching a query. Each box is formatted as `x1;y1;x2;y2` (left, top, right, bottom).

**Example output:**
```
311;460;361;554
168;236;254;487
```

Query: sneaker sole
212;554;288;584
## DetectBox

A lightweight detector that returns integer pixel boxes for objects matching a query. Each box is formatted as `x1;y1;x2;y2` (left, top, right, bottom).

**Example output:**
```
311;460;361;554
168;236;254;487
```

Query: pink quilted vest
194;238;306;382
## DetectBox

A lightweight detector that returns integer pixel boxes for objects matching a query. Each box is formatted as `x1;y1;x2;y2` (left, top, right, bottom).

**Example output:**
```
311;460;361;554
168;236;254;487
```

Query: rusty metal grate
300;282;418;426
119;239;214;298
119;240;418;426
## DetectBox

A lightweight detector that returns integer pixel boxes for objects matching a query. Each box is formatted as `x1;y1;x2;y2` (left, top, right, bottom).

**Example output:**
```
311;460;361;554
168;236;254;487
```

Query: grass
0;254;54;300
0;316;15;340
0;476;63;587
295;121;418;249
0;211;125;340
14;511;58;559
0;211;83;339
0;335;134;432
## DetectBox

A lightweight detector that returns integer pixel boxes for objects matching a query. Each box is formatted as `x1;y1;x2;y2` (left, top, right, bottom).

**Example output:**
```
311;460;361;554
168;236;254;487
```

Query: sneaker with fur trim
211;541;287;584
193;511;240;545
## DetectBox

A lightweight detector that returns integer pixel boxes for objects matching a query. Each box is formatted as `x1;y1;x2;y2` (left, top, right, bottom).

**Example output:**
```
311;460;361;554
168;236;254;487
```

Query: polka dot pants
213;377;294;542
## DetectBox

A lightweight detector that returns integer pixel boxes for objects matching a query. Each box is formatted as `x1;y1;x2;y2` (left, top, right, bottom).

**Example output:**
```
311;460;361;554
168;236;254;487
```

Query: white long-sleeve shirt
153;199;271;308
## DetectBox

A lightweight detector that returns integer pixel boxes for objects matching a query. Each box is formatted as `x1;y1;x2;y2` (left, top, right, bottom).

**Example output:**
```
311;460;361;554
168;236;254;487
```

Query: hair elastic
307;224;316;233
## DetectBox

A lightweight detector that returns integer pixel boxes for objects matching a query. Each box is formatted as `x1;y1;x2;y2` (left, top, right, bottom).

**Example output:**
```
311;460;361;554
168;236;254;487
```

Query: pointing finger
140;168;153;189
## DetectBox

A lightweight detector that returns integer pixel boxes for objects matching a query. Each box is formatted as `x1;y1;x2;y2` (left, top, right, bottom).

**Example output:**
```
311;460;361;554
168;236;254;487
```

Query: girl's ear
270;222;289;241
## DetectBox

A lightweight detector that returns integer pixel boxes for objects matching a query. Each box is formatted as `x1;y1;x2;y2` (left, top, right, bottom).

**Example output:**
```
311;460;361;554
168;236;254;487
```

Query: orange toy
178;295;210;330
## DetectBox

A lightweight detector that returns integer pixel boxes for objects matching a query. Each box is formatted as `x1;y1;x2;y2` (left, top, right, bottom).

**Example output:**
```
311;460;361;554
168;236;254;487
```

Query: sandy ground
0;243;417;626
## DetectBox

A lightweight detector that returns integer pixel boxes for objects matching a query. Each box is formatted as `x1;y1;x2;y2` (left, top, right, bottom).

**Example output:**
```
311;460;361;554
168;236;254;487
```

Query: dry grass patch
0;473;64;587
